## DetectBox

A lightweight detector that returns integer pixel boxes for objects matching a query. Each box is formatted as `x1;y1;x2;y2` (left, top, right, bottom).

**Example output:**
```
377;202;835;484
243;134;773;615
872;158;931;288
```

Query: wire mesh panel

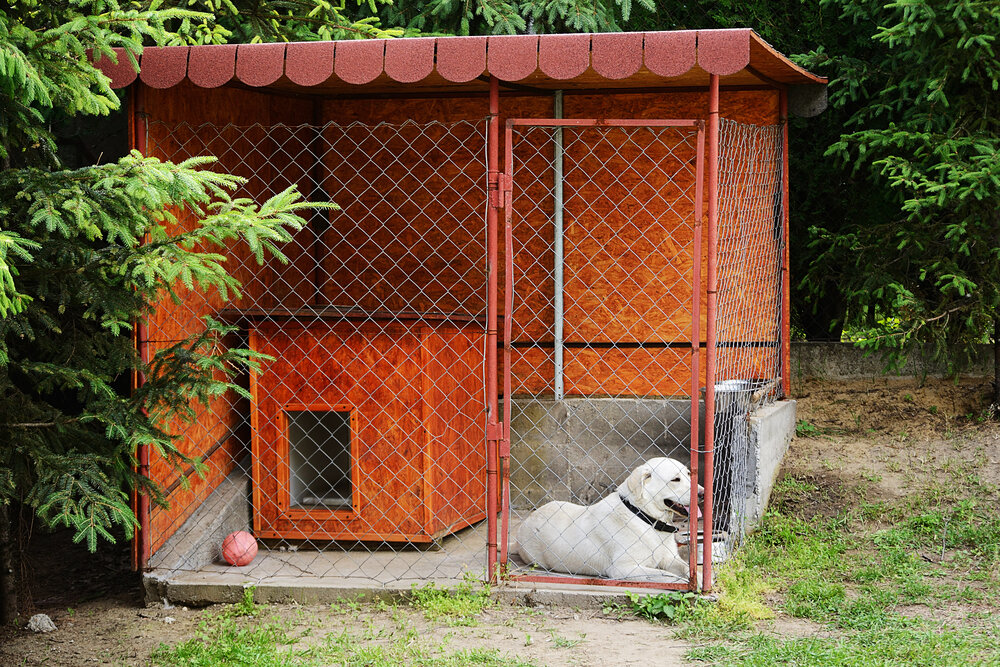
711;119;785;557
501;120;704;589
141;118;491;586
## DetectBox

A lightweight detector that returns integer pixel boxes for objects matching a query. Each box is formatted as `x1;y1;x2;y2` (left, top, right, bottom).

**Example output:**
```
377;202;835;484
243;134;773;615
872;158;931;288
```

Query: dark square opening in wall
286;408;353;511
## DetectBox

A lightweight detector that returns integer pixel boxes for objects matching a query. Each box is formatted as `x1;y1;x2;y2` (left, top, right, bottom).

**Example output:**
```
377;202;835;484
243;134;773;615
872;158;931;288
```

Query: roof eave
95;29;827;114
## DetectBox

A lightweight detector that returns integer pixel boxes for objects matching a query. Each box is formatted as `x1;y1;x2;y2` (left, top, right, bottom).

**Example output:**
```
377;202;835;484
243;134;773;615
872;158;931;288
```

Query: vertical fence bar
486;77;500;583
130;82;151;572
779;90;791;398
500;119;515;574
703;75;720;592
689;121;706;589
553;91;565;400
309;100;328;306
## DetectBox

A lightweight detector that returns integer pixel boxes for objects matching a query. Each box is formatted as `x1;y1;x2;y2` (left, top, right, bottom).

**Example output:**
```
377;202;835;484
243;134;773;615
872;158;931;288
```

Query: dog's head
621;457;703;522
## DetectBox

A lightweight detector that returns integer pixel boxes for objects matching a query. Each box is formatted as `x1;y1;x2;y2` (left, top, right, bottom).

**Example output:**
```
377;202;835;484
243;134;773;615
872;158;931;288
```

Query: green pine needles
798;0;1000;379
0;2;333;553
377;0;655;36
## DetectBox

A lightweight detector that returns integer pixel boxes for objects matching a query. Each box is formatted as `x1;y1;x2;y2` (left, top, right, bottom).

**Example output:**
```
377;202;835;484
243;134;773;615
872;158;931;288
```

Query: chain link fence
140;113;786;591
143;118;492;586
710;119;785;559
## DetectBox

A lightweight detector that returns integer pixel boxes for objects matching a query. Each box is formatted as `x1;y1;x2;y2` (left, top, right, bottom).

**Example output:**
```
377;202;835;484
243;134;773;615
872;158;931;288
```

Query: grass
151;589;533;667
151;577;530;666
152;615;537;666
668;467;1000;665
688;626;1000;666
408;575;494;626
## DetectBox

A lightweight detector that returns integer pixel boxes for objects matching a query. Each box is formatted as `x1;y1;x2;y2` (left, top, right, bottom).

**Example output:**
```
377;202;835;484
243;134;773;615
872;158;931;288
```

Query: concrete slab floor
144;517;706;608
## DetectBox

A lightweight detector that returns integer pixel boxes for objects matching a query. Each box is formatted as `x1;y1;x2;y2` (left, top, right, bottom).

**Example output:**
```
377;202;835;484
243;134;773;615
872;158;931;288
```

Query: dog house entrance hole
286;408;353;510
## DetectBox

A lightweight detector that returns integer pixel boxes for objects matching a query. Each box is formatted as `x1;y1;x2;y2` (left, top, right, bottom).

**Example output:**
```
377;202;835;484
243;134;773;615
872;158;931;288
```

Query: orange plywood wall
715;114;784;383
140;82;314;555
317;96;492;315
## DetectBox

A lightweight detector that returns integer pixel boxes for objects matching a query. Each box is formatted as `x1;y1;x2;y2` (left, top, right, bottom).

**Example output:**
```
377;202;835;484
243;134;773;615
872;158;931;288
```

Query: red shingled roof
94;29;826;92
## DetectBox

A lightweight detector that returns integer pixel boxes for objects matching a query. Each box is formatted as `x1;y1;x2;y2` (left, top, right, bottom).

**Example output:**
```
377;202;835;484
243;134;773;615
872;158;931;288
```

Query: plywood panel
318;96;491;317
560;125;698;345
717;116;783;355
506;97;558;344
564;347;696;398
145;84;316;310
425;328;487;532
251;318;485;542
504;89;781;397
562;89;779;125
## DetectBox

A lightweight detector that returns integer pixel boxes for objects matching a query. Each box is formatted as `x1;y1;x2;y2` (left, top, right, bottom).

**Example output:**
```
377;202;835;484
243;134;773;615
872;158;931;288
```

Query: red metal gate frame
493;117;708;591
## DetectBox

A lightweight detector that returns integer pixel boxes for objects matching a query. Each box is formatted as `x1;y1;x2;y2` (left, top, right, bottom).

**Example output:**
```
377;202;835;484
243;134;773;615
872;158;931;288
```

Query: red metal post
703;74;720;592
779;90;791;398
485;76;500;583
130;83;151;571
689;121;706;589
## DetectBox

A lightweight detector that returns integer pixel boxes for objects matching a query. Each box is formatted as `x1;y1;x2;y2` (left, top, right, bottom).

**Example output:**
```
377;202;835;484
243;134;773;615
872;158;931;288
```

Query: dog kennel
96;29;825;593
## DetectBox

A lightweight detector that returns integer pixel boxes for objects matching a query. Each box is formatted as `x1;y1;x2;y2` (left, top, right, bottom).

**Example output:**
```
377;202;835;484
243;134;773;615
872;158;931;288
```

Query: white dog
515;457;702;581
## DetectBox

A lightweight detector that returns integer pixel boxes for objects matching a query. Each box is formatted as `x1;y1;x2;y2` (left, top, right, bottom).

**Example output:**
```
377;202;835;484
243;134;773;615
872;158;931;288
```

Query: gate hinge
499;438;511;459
486;423;503;441
488;171;512;209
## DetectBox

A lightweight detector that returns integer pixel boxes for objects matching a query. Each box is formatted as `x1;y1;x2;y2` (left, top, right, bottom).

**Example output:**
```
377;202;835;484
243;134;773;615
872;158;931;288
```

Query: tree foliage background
798;0;999;388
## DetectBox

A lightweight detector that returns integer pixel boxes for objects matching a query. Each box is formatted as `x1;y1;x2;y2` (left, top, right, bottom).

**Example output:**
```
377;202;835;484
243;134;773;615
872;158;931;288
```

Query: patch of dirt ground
0;595;691;666
787;377;1000;502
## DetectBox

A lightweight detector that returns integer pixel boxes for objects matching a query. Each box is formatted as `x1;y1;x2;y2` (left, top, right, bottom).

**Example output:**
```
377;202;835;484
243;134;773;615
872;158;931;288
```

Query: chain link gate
498;119;706;590
142;118;495;586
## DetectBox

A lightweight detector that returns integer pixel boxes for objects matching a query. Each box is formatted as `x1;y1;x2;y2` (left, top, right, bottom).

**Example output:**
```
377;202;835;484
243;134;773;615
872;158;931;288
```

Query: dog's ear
626;465;653;504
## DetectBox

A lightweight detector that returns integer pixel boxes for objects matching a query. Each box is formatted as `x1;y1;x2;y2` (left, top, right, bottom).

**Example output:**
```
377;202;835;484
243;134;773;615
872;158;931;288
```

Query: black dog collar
618;495;678;533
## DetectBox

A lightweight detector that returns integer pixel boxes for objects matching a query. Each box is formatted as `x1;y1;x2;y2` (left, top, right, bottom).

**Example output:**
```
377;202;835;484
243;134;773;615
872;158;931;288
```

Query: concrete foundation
725;400;796;538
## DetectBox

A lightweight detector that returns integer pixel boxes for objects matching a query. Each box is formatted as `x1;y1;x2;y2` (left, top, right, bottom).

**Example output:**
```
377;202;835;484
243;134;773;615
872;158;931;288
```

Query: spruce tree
0;2;331;621
798;0;1000;400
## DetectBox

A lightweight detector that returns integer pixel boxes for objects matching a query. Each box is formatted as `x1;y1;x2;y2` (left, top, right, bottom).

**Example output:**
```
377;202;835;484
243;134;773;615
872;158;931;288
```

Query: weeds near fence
224;586;261;618
408;575;494;626
608;591;700;622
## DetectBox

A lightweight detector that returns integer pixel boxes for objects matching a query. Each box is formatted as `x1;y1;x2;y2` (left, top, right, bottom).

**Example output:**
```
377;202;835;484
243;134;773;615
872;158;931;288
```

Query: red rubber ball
221;531;258;566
